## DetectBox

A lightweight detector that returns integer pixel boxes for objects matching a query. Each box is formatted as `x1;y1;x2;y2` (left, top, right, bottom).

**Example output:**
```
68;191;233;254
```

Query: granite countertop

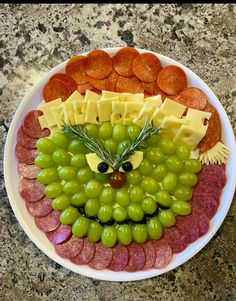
0;4;236;301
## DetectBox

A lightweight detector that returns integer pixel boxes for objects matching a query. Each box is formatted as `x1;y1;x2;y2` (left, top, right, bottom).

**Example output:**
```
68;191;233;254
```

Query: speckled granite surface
0;4;236;301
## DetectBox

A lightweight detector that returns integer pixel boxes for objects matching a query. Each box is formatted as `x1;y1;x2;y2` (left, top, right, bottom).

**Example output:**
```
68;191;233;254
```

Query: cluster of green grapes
35;122;202;248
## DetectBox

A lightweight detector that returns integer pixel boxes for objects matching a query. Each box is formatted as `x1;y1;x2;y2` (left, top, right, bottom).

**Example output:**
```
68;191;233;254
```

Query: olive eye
121;161;133;172
97;162;109;173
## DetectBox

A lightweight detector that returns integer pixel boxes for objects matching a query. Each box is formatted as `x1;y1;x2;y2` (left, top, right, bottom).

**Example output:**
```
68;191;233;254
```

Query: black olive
97;162;109;173
122;161;133;172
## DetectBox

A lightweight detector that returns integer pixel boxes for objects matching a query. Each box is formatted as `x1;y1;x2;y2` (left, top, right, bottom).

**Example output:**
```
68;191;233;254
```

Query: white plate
4;48;236;281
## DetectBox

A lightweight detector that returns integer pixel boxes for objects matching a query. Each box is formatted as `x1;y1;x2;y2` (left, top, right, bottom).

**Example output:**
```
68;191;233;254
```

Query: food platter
4;47;236;281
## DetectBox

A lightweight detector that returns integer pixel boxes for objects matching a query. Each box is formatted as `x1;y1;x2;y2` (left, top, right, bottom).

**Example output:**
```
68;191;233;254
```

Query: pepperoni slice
105;71;120;92
116;76;144;94
157;65;187;95
85;50;113;80
133;53;162;82
46;224;72;245
142;240;156;270
65;55;89;84
22;110;50;138
176;215;200;243
26;196;52;217
55;236;84;259
154;82;168;100
35;210;61;232
162;226;189;253
191;208;210;236
142;81;156;96
17;126;38;149
50;73;77;94
88;77;107;91
199;102;222;153
88;243;113;270
108;243;129;271
77;82;93;94
70;238;95;265
174;87;208;110
113;47;139;77
152;240;173;269
15;143;39;165
125;242;146;272
19;178;44;202
18;163;40;179
43;79;71;102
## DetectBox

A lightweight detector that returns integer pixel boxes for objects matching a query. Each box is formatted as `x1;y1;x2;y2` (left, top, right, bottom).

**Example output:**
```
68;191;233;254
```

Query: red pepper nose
108;171;126;189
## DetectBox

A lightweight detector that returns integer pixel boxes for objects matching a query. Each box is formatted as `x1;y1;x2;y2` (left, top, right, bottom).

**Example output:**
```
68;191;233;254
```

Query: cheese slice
84;101;99;124
97;97;119;123
62;101;75;124
119;151;143;172
41;98;62;127
51;106;64;128
86;153;113;174
123;102;144;125
185;108;212;127
161;116;189;139
102;90;121;100
125;93;144;102
144;95;162;105
66;90;84;103
38;115;48;129
199;141;229;165
85;90;101;102
73;100;85;124
111;102;125;124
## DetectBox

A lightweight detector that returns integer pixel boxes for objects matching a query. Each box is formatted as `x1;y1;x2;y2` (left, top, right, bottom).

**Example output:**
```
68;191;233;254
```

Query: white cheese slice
111;102;125;124
199;141;229;165
97;97;119;123
85;90;101;102
84;101;99;124
73;100;85;124
86;153;113;173
66;90;84;103
41;98;62;127
38;115;48;129
123;102;144;125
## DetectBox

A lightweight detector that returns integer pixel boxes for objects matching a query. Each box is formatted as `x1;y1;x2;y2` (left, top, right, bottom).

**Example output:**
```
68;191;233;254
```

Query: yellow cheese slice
41;98;62;127
199;141;229;165
102;90;120;99
62;101;75;125
124;93;144;102
73;100;85;124
85;90;101;102
161;116;190;139
123;102;144;125
84;101;99;124
144;95;162;105
111;102;125;124
51;106;64;128
66;90;84;102
119;151;143;172
97;97;119;123
86;153;113;173
38;115;48;129
185;108;212;127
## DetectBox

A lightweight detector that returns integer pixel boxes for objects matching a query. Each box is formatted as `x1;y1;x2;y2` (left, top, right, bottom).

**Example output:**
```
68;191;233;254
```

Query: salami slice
116;76;144;94
19;178;44;202
70;238;95;265
15;143;39;165
50;73;77;94
162;226;189;253
190;196;219;219
105;71;120;92
77;82;93;94
113;47;139;77
43;79;71;102
18;162;40;179
88;77;107;91
191;208;210;236
108;243;129;271
86;50;113;80
174;87;208;110
142;240;156;270
55;236;84;259
88;242;113;270
193;183;221;201
46;224;72;245
152;240;173;269
26;196;52;217
199;164;226;188
176;214;200;243
35;210;61;232
125;242;146;272
22;110;50;138
17;126;38;149
65;55;89;84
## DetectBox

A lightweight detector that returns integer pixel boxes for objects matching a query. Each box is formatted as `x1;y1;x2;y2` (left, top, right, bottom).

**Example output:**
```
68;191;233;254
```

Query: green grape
146;135;161;146
158;138;176;155
141;196;157;214
58;166;77;181
52;149;71;166
129;186;144;203
64;131;77;139
34;154;55;168
63;180;81;195
112;124;126;142
147;217;163;239
165;156;183;173
127;124;141;140
162;172;178;193
44;182;62;198
99;187;116;204
158;209;176;227
117;224;132;245
98;122;113;139
84;179;102;198
116;188;130;207
72;216;90;237
171;200;191;215
155;190;172;207
138;159;153;175
132;224;147;243
50;132;69;149
98;205;113;223
94;172;108;182
52;194;70;211
141;177;158;194
126;170;141;185
104;139;117;154
179;172;198;187
152;164;168;181
60;205;79;225
77;167;94;183
101;226;117;248
113;207;127;222
184;159;202;173
88;221;103;243
146;147;165;164
68;139;87;154
176;145;190;160
71;154;87;168
127;203;144;221
37;168;58;184
85;199;100;217
71;191;87;207
173;185;192;201
117;140;130;154
36;137;56;154
84;124;98;138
